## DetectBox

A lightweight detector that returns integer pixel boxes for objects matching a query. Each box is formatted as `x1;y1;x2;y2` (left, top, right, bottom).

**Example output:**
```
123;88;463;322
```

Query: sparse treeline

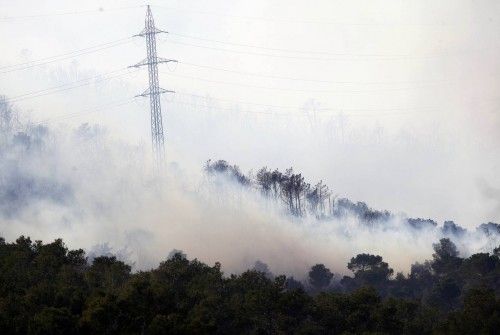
205;159;500;236
0;235;499;334
206;160;332;218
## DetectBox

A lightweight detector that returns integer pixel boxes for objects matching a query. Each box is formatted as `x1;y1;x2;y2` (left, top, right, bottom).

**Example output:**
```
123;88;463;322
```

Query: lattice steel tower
131;5;176;168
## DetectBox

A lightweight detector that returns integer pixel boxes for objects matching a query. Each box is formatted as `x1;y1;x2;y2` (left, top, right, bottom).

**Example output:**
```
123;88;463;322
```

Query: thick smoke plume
0;98;498;278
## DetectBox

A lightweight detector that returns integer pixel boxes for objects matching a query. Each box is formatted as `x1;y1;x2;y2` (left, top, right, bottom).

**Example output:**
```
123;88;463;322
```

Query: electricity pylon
130;5;176;170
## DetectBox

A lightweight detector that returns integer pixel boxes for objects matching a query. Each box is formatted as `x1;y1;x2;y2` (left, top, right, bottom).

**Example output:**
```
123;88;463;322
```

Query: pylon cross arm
133;28;167;37
135;87;175;98
129;58;177;68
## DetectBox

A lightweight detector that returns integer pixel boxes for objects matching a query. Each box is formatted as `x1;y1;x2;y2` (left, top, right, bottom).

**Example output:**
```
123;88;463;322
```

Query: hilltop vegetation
1;101;500;334
0;236;499;334
206;159;500;238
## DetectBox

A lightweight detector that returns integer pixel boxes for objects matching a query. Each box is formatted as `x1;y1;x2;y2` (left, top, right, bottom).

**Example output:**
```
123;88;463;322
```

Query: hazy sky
1;0;499;227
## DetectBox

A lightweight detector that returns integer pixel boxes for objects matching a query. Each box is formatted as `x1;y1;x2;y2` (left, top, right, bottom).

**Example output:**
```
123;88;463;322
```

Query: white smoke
0;101;498;279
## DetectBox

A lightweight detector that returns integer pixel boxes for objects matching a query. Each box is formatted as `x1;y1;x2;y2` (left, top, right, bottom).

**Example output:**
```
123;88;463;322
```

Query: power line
7;68;127;100
1;35;449;86
169;32;418;58
150;4;450;27
174;92;437;113
0;5;142;21
168;93;498;117
167;33;494;61
32;98;136;124
165;99;427;118
178;61;448;86
2;4;489;132
168;39;422;61
163;71;451;94
0;37;131;71
166;39;473;62
0;39;132;75
6;69;139;103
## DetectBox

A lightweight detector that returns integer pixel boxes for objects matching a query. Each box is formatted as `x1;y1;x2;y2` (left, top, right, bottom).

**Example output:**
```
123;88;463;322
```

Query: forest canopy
0;235;499;334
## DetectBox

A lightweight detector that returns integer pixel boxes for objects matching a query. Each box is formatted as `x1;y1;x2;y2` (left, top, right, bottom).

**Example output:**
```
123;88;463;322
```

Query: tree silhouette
346;254;394;290
308;264;333;291
431;238;462;276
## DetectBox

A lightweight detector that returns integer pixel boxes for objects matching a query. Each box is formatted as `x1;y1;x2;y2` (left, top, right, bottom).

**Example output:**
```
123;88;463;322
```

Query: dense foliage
0;236;499;334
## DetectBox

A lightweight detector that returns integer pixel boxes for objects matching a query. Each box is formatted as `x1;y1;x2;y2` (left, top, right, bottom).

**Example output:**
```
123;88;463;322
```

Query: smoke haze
0;0;499;276
0;102;498;277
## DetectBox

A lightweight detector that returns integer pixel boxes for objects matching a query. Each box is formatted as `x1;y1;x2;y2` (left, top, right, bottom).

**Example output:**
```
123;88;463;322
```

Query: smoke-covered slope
0;97;498;275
